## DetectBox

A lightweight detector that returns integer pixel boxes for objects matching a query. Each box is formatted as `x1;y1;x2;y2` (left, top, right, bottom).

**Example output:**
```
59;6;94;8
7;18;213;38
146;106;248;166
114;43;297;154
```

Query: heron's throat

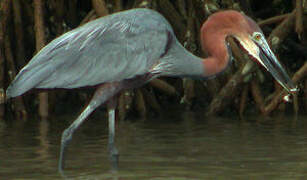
202;38;231;78
200;30;232;78
202;56;230;77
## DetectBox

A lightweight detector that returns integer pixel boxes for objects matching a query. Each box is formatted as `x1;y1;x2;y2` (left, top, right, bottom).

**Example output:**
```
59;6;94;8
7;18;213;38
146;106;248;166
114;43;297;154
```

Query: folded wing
6;9;172;98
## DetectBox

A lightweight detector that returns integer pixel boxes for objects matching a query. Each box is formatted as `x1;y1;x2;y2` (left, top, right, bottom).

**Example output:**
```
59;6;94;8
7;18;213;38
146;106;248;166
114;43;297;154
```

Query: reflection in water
35;119;51;169
0;111;307;179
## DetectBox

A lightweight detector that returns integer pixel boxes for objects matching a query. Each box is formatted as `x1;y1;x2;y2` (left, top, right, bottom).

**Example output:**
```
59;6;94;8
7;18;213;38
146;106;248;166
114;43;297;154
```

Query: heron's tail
6;64;50;99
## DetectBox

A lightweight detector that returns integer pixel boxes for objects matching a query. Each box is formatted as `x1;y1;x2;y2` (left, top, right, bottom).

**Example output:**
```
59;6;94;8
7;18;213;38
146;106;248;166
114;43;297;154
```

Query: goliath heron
6;8;297;172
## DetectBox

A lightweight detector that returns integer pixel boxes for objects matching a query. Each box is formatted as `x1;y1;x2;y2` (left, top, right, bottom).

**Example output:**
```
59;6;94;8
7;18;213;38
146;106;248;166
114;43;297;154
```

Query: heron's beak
253;39;297;93
236;35;297;93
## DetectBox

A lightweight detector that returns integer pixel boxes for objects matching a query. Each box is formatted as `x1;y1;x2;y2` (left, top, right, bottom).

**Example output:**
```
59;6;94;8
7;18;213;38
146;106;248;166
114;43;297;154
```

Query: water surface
0;110;307;179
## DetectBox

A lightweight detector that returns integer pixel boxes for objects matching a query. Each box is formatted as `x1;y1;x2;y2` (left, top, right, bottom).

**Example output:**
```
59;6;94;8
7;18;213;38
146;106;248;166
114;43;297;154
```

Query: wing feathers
6;9;173;98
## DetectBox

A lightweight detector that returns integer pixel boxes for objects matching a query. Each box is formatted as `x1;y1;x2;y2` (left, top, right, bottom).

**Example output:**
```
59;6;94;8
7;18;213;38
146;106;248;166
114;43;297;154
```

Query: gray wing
6;9;173;98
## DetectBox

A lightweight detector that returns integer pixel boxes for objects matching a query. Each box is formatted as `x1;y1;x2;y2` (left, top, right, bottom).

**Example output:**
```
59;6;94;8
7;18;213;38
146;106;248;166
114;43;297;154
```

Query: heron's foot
108;144;119;170
59;167;67;178
58;128;74;173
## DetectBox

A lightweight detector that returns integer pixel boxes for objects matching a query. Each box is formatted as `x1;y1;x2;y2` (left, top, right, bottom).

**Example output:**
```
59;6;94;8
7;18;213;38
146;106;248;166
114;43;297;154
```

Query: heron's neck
161;34;231;79
161;41;206;78
201;31;231;77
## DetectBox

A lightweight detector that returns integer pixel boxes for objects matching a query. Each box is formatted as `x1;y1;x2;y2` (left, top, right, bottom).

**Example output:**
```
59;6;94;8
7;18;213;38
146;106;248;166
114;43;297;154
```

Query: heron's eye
253;33;261;41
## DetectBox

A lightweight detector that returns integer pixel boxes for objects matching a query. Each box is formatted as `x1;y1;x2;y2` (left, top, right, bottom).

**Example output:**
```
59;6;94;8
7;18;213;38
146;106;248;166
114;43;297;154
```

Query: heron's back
6;8;174;98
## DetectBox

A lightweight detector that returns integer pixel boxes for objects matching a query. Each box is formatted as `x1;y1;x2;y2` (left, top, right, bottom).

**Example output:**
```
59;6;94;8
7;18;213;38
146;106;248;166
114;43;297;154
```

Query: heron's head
225;11;297;93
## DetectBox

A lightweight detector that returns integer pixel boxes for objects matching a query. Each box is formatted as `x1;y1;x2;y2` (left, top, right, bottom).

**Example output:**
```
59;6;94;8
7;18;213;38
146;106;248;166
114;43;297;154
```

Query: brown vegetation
0;0;306;121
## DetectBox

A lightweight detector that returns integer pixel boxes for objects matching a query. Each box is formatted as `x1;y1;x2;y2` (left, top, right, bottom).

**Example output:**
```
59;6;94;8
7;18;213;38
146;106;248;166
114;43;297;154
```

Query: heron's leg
58;83;122;173
107;97;119;170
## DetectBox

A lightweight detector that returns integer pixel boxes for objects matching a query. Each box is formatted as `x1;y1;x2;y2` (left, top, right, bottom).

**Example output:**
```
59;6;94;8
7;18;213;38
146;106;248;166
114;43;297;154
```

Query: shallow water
0;110;307;179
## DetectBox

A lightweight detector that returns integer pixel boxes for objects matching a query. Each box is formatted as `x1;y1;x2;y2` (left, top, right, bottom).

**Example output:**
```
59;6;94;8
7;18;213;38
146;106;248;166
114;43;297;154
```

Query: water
0;110;307;179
